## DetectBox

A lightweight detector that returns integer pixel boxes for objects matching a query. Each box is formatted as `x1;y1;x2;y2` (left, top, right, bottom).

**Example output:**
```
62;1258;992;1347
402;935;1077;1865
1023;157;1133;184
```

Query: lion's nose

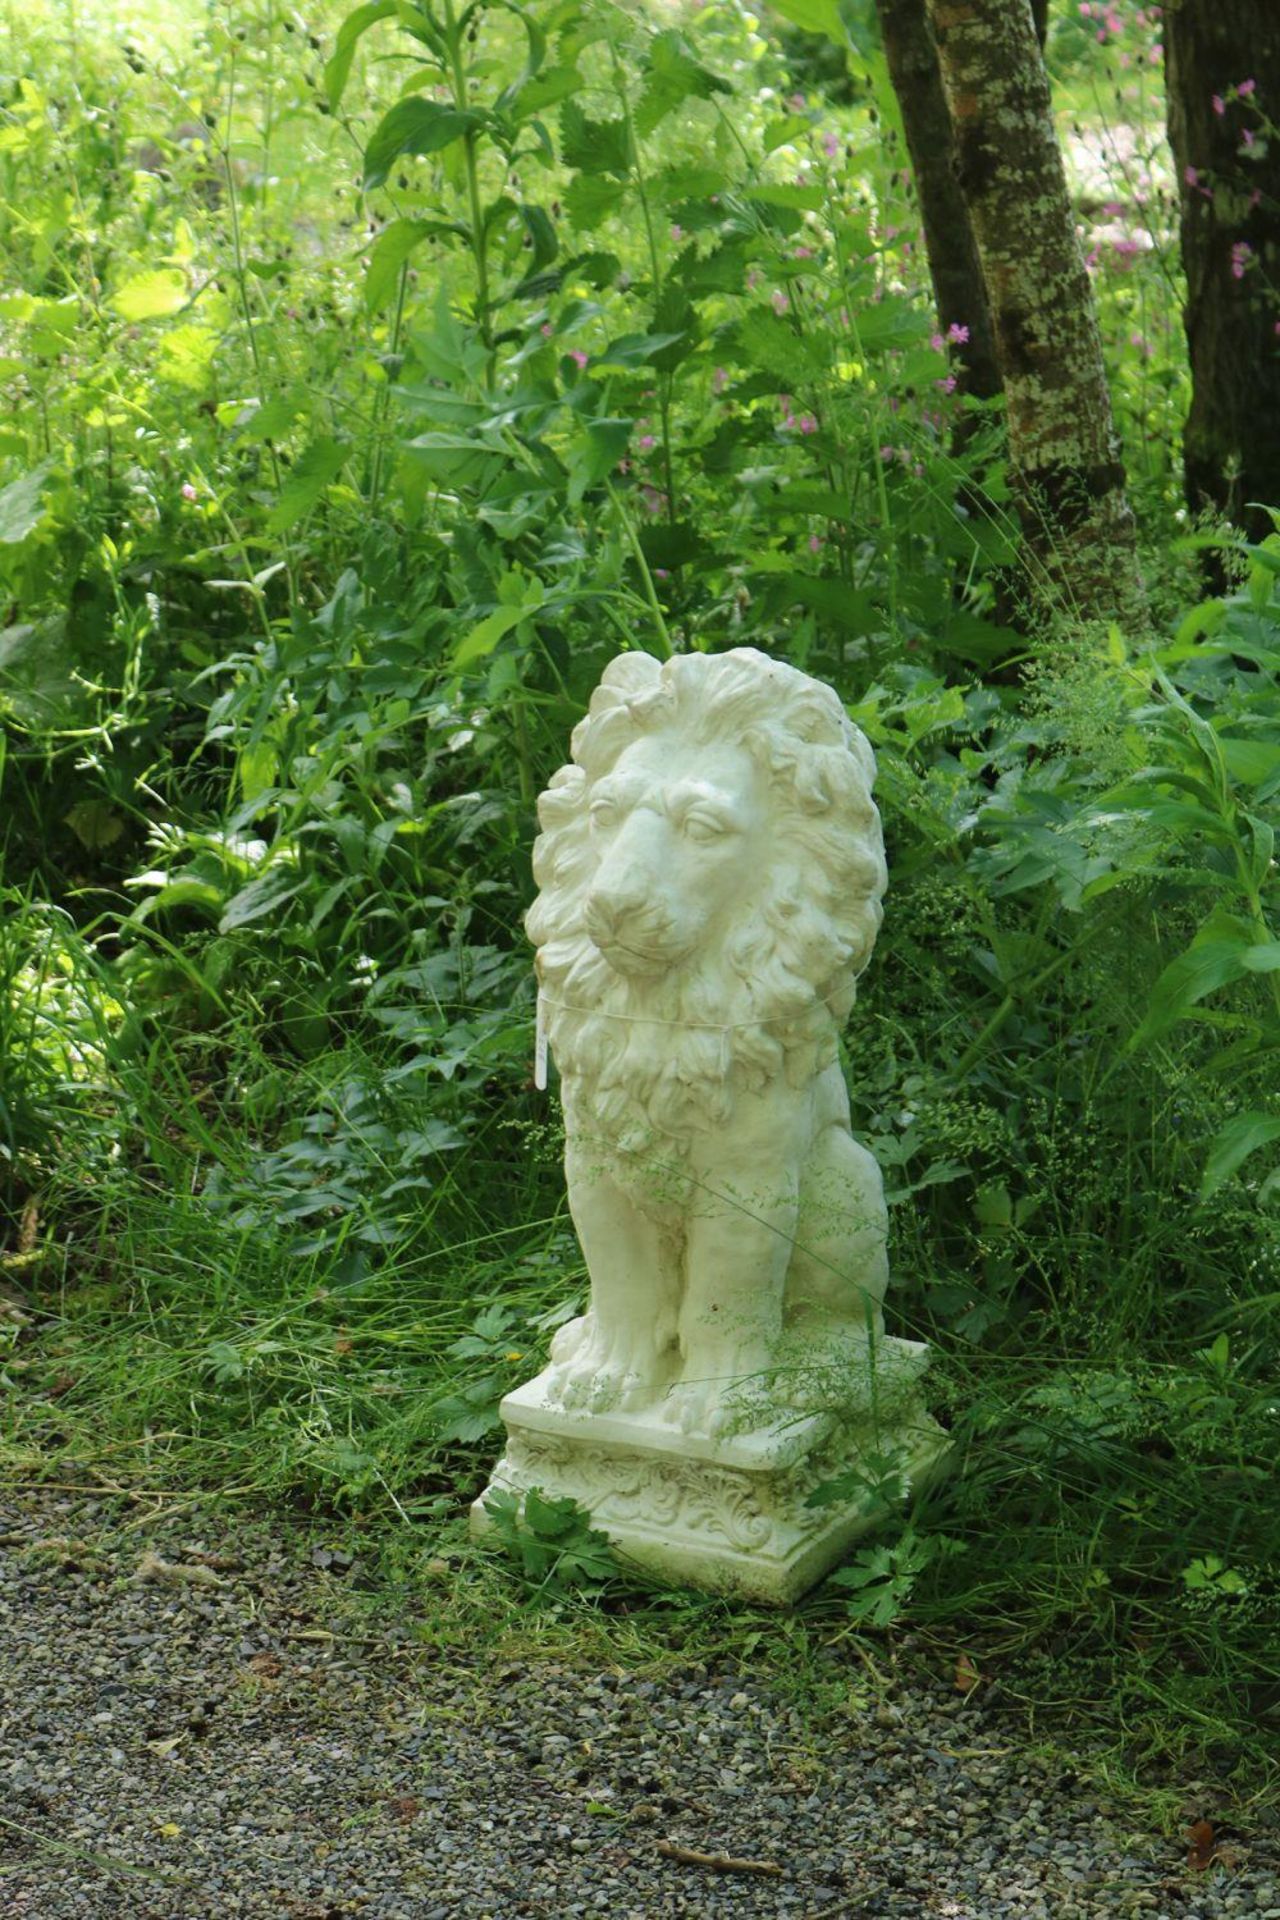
585;888;638;941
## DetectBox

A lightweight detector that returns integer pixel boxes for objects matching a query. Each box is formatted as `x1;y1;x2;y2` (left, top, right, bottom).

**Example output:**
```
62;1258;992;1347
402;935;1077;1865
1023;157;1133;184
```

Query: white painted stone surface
472;647;948;1601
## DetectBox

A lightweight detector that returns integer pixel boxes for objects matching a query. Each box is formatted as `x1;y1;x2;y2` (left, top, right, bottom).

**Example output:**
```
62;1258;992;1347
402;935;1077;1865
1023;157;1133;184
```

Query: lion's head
526;647;886;1147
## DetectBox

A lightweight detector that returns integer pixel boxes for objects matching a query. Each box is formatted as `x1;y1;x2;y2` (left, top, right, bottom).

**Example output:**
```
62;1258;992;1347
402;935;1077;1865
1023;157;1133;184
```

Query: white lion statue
526;646;891;1436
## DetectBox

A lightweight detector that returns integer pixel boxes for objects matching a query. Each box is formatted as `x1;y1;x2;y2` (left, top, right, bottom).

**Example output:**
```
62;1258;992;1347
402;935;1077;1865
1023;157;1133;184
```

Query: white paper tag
534;991;548;1092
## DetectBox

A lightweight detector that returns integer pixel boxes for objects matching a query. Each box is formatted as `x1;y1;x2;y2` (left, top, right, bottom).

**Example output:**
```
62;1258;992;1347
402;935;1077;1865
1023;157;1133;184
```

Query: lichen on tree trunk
1165;2;1280;547
925;0;1144;630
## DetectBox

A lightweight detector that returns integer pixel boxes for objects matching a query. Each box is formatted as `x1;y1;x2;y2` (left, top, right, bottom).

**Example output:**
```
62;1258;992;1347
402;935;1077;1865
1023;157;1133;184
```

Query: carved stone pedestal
471;1338;950;1605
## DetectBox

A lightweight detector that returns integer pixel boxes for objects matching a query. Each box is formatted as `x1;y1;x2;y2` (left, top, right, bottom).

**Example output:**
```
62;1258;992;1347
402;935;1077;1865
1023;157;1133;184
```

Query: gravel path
2;1485;1276;1920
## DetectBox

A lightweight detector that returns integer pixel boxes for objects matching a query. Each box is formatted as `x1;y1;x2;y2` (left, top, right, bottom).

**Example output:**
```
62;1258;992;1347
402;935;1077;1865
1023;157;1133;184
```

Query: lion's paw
660;1378;734;1439
544;1337;667;1417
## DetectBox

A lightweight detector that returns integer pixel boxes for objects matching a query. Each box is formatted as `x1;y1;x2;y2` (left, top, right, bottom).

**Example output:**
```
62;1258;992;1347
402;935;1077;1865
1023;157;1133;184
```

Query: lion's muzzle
584;886;687;976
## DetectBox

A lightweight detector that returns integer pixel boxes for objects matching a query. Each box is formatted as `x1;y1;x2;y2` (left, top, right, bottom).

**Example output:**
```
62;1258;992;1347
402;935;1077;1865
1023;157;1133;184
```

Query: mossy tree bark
873;0;1001;405
1165;3;1280;546
925;0;1144;630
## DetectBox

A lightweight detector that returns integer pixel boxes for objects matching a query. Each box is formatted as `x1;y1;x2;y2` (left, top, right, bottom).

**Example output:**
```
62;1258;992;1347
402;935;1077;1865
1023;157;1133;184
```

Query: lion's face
582;734;766;979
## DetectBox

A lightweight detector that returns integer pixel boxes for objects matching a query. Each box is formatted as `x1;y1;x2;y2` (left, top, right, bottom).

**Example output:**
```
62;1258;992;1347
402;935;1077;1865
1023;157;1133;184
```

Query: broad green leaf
323;0;397;110
363;99;487;189
852;294;921;351
156;323;218;392
1218;734;1280;791
451;589;542;669
219;862;305;932
560;99;630;175
771;0;846;37
0;461;53;543
1201;1112;1280;1199
506;63;583;119
674;239;747;296
1129;937;1256;1052
236;390;307;443
564;175;628;230
763;113;810;154
974;1183;1013;1229
64;798;125;850
266;438;349;532
516;203;558;275
566;417;631;505
746;182;825;213
403;431;506;486
365;218;463;313
591;331;684;369
111;268;188;322
635;29;730;137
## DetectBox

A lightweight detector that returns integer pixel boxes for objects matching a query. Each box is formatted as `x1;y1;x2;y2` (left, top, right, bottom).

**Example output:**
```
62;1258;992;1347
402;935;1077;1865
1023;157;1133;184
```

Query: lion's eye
682;813;729;843
589;801;618;831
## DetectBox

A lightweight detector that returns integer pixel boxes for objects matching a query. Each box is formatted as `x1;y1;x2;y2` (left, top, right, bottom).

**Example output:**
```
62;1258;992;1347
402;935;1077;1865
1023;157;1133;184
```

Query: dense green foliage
2;0;1277;1791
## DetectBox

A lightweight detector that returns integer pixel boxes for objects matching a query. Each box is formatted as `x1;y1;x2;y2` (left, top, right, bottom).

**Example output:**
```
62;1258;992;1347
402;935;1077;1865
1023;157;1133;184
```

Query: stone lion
526;646;890;1435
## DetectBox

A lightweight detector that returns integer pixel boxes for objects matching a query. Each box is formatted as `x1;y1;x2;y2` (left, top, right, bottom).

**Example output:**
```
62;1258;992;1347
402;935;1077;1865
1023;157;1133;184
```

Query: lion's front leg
546;1138;681;1415
665;1173;798;1438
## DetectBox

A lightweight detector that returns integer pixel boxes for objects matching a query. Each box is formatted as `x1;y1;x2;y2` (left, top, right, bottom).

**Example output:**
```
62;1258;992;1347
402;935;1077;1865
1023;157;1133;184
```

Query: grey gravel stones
1;1488;1275;1918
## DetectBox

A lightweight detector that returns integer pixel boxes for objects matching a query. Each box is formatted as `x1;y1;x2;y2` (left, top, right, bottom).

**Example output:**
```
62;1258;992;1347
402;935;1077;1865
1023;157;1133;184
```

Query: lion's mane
526;647;887;1149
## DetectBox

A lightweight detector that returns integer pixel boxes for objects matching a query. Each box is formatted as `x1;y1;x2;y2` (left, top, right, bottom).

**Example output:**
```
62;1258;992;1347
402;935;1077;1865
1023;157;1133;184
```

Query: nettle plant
324;0;1009;695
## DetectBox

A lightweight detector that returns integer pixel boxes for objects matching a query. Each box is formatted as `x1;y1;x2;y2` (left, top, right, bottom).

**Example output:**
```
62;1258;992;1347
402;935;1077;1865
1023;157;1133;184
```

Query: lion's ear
598;651;662;700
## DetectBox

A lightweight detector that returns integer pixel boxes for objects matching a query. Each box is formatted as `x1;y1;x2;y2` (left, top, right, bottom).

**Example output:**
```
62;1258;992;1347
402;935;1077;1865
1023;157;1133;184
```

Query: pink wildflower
1237;78;1256;97
712;366;728;394
930;331;946;352
1243;128;1256;149
808;533;823;553
822;132;841;160
946;322;970;345
1231;240;1252;279
789;92;806;110
1213;94;1226;116
1183;164;1199;185
181;482;198;501
935;375;957;394
637;433;656;451
771;289;789;315
540;322;553;337
568;349;588;370
797;413;818;434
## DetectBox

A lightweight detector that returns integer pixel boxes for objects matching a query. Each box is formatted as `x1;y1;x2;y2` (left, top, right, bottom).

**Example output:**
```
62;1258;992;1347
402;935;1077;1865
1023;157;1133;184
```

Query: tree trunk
1031;0;1049;51
1165;3;1280;546
925;0;1144;630
873;0;1001;405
